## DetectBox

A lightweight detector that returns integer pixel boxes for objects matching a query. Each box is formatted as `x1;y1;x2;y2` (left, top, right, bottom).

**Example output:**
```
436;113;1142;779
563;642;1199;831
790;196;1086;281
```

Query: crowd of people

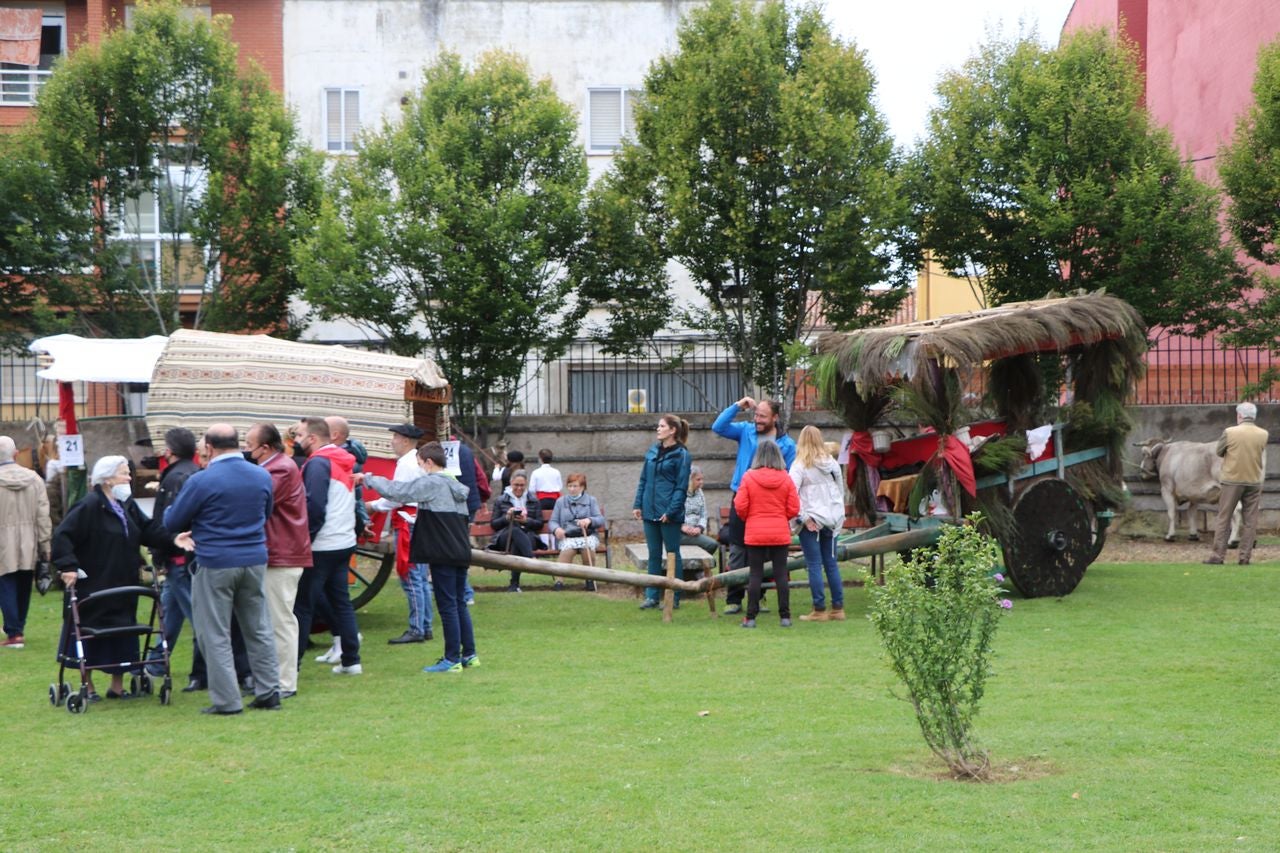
0;417;490;716
0;395;866;704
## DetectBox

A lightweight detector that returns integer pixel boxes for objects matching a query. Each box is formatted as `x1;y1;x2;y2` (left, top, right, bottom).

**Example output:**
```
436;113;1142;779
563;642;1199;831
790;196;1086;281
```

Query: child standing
789;425;847;622
733;441;800;628
360;442;478;672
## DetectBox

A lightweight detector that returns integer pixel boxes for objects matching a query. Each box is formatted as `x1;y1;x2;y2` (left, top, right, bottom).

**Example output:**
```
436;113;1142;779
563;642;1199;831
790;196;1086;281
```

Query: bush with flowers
867;515;1010;780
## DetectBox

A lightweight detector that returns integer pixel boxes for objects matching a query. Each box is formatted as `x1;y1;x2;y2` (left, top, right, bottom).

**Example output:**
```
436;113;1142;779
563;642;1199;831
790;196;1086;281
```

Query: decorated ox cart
146;329;453;607
811;292;1147;597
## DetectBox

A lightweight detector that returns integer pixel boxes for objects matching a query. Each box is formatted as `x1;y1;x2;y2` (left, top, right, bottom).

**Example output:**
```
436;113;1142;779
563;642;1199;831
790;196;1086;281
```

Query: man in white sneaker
291;417;363;675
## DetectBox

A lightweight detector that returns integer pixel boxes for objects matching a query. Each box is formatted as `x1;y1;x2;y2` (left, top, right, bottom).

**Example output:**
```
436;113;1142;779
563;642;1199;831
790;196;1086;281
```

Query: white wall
284;0;701;160
284;0;708;346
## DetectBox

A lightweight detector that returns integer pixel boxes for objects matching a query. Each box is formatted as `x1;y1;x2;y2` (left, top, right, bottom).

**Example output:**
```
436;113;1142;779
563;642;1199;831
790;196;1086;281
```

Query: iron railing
4;333;1276;423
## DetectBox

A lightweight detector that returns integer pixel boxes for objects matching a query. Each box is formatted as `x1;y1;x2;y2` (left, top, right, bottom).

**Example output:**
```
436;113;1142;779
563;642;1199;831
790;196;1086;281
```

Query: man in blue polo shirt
165;423;279;715
712;397;797;614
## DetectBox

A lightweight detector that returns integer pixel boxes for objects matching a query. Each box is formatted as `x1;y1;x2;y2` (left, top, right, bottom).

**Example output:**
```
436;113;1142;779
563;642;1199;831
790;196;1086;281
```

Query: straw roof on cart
816;292;1146;394
146;330;450;459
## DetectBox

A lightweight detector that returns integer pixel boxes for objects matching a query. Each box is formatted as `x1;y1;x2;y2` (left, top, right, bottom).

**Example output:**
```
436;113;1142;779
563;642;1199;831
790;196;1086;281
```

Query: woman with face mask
51;455;171;700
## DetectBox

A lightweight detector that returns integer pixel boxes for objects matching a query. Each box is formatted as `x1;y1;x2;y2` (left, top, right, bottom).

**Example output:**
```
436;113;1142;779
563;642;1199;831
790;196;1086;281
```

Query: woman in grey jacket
549;473;606;590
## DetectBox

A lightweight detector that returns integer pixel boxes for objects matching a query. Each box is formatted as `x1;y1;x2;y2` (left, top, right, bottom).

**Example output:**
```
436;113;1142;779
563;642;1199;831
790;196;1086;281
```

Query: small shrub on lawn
868;517;1009;780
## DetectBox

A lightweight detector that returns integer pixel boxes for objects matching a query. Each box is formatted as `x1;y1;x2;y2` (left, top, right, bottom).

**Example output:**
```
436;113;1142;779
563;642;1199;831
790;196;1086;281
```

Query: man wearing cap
1205;402;1270;566
367;423;433;644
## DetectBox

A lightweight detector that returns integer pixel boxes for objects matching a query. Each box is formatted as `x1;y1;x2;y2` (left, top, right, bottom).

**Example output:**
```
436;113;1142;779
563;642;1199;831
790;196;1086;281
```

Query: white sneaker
315;644;341;664
332;663;363;675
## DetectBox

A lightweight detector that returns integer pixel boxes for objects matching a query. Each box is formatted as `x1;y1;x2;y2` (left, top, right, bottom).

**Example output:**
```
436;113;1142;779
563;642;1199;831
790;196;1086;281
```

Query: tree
0;132;89;344
908;29;1245;335
574;0;914;414
297;51;588;436
0;0;320;339
1219;36;1280;393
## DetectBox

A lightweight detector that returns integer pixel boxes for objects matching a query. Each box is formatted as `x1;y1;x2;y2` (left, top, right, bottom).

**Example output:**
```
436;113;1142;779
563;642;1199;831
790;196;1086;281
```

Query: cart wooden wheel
1086;502;1109;563
348;548;395;611
1003;479;1093;598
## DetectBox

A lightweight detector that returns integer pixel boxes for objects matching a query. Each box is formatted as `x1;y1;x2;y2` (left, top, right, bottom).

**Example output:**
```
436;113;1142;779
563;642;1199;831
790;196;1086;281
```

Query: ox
1137;438;1240;546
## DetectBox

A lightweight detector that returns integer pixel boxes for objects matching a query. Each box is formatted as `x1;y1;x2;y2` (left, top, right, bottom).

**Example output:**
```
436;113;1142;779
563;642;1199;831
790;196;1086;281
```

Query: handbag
34;558;54;596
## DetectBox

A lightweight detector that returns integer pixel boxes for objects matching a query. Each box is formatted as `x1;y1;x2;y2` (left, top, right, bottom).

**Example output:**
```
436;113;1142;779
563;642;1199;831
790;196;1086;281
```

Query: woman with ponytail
632;414;691;610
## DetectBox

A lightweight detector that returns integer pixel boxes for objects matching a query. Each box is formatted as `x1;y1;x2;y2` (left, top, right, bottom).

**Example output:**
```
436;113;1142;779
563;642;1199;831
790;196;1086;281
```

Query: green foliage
868;518;1008;779
1219;36;1280;395
0;0;319;339
910;29;1245;334
577;0;914;405
0;132;88;343
298;51;587;432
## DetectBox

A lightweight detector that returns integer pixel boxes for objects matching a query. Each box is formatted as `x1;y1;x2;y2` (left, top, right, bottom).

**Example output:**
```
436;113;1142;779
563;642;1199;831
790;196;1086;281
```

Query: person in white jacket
789;426;847;622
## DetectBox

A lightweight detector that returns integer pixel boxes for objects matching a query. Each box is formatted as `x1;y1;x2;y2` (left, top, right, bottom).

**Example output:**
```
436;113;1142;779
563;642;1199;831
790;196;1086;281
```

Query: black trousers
747;544;790;620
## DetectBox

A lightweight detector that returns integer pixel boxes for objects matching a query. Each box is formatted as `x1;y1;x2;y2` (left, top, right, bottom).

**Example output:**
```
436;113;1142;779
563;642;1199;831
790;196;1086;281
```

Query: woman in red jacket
733;440;800;628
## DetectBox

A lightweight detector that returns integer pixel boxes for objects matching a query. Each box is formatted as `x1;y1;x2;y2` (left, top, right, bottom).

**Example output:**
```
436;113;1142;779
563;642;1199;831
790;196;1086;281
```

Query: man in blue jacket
165;424;279;715
712;397;797;614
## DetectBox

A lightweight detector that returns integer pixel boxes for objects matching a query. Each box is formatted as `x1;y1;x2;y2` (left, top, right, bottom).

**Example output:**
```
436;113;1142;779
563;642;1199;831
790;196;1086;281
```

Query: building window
324;88;360;152
113;160;209;290
0;16;64;106
587;87;642;152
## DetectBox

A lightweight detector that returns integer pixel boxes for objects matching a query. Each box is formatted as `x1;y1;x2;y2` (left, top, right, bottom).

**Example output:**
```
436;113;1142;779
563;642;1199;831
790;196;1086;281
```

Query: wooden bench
470;507;612;571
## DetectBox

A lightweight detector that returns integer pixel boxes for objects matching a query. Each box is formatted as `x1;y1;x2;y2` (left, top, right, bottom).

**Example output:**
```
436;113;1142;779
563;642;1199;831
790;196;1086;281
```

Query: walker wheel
129;675;139;695
138;673;153;695
159;683;172;706
66;693;84;714
60;682;71;701
49;683;59;707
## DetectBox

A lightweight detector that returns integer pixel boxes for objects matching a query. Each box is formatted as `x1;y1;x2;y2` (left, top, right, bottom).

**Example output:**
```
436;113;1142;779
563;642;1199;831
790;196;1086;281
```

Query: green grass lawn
2;560;1277;851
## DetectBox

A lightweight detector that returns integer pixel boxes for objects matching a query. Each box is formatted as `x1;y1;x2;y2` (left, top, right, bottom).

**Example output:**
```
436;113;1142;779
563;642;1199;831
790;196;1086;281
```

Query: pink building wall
1063;0;1280;181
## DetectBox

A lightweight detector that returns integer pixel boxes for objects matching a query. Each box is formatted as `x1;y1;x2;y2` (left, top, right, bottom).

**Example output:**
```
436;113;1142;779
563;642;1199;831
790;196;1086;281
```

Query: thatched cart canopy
816;292;1146;395
814;292;1148;526
147;330;451;459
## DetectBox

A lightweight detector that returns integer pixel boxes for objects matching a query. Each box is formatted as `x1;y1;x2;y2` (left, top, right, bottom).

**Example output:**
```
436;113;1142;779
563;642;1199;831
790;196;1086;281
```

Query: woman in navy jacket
632;414;692;609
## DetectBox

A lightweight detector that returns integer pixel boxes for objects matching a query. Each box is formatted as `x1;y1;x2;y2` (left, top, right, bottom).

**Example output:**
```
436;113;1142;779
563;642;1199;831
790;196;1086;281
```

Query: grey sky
823;0;1078;147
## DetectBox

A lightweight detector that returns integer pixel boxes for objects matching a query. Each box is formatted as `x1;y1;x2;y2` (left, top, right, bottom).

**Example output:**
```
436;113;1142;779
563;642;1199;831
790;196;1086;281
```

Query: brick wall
215;0;284;91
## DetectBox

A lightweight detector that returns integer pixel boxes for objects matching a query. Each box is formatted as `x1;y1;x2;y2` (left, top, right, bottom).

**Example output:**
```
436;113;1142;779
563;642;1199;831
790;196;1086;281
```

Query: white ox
1137;438;1240;546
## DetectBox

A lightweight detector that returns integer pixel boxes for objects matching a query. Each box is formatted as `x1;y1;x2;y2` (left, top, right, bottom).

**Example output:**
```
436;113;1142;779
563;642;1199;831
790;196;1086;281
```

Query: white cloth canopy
28;334;169;383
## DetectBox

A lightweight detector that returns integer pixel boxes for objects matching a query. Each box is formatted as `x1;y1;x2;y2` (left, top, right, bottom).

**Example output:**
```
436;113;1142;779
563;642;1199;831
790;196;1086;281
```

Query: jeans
320;548;361;667
149;561;196;677
799;526;842;610
401;563;434;635
432;564;475;663
0;570;33;637
296;549;360;667
642;519;684;604
747;544;791;620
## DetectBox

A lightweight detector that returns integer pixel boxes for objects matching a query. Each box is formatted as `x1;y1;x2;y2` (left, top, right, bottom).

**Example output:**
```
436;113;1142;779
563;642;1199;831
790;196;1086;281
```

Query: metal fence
1134;334;1280;405
508;337;748;415
4;333;1276;423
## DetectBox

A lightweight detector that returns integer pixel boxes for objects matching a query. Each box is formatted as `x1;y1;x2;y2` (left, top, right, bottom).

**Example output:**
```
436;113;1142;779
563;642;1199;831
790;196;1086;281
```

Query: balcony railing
0;67;53;106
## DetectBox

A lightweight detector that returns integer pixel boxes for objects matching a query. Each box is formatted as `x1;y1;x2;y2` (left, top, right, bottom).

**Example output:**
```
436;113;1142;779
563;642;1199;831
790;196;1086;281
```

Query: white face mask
110;483;132;502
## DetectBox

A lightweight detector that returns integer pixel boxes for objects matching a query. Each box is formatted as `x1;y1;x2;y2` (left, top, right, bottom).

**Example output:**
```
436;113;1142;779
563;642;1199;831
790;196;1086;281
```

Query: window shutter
589;89;621;150
325;89;342;151
343;90;360;149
